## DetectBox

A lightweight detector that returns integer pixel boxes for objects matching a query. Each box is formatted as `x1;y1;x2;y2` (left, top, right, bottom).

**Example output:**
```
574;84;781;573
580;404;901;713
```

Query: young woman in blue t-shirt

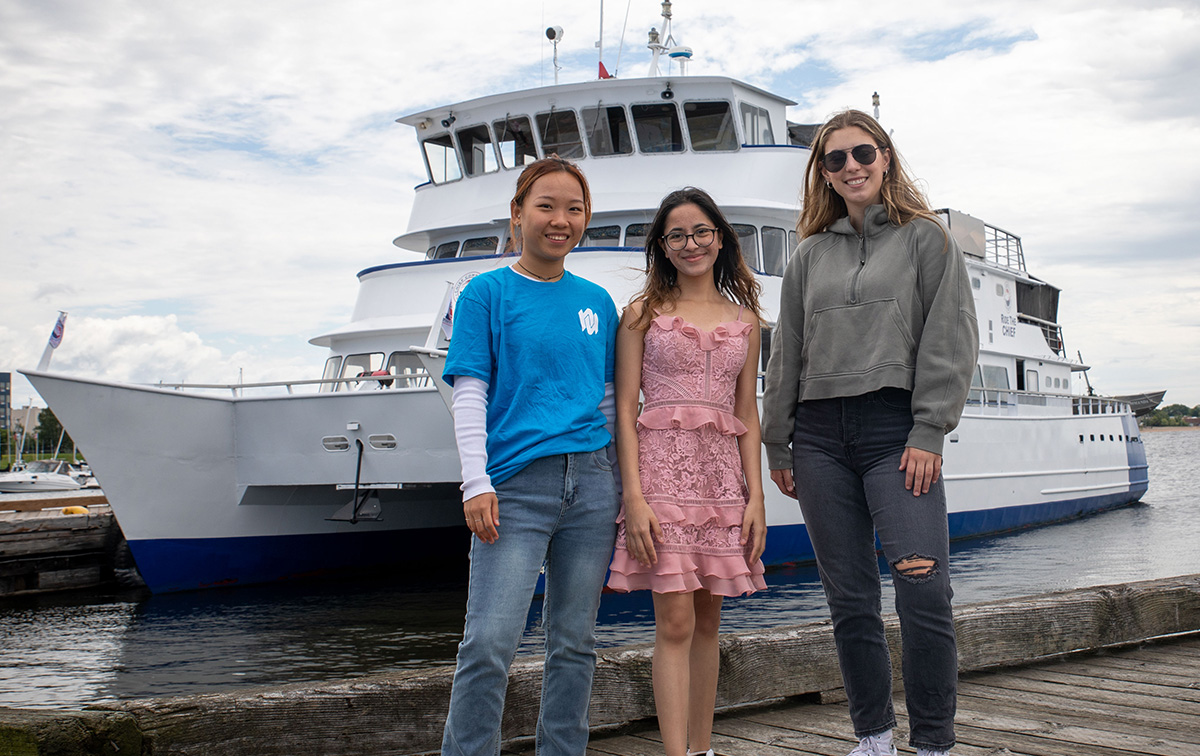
440;156;620;756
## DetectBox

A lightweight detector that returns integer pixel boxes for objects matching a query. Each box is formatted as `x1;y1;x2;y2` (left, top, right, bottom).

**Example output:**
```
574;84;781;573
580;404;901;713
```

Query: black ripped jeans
792;388;957;751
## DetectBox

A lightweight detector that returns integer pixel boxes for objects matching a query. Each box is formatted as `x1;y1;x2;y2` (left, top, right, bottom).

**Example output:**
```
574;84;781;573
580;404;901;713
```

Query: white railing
153;371;435;397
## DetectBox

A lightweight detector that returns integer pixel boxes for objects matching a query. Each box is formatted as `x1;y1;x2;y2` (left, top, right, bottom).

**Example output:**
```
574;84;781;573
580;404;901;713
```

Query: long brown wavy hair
505;154;593;254
628;187;763;331
798;109;938;239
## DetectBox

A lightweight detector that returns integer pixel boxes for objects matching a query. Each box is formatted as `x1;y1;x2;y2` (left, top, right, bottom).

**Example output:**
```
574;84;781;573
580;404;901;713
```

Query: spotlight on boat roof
661;83;673;100
546;25;563;42
441;113;456;128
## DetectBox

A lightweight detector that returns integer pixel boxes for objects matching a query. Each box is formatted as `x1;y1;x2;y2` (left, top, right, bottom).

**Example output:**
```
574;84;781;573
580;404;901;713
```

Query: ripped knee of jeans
892;553;939;583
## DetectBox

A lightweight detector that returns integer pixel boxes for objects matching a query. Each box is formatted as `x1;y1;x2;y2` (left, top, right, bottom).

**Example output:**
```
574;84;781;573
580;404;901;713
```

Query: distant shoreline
1141;425;1200;432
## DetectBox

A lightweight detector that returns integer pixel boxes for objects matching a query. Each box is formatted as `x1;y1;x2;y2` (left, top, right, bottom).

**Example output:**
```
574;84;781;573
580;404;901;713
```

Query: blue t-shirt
443;267;618;485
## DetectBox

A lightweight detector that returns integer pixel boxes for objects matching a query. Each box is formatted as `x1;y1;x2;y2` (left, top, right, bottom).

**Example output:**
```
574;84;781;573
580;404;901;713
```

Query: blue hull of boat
129;483;1147;593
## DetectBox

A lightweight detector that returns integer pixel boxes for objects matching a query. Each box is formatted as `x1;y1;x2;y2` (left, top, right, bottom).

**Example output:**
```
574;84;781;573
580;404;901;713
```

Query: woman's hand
623;495;661;567
741;495;767;564
770;468;797;499
464;492;500;543
900;447;942;497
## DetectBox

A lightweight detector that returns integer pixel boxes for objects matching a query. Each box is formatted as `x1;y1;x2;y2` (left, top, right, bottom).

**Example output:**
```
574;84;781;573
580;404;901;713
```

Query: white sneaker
848;731;896;756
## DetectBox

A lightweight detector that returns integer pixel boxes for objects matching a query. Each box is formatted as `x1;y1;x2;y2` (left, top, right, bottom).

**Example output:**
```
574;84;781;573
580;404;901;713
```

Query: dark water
2;430;1197;710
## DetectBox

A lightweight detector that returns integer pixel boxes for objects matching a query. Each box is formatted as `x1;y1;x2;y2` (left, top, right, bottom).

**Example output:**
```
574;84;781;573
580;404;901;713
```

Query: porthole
368;434;398;450
322;436;351;452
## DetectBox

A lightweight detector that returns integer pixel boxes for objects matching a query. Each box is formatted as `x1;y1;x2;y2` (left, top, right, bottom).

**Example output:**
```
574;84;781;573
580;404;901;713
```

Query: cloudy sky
2;0;1198;411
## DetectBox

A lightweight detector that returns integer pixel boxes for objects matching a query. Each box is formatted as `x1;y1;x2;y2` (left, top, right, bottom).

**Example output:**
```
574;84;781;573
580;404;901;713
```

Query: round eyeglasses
663;227;717;251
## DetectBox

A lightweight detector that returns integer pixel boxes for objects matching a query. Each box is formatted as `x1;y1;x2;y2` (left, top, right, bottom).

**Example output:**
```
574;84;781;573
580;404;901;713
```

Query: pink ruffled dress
607;312;767;597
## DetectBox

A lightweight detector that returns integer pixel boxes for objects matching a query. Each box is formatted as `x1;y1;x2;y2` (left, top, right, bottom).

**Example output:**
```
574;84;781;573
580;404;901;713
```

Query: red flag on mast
599;61;612;79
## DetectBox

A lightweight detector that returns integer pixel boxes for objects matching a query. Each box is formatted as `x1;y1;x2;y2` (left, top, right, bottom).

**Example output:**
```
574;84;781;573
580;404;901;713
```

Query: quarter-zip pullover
762;205;979;467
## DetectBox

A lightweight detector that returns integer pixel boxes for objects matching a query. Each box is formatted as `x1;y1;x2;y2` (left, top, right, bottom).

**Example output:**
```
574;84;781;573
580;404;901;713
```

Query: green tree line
1141;403;1200;427
1;408;76;469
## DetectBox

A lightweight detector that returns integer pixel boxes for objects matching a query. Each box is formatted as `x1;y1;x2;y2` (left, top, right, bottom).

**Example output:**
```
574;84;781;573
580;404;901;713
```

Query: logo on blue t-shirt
579;308;600;335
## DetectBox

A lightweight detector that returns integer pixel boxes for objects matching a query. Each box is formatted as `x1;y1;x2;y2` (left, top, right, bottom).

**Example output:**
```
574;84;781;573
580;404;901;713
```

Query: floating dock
0;574;1197;755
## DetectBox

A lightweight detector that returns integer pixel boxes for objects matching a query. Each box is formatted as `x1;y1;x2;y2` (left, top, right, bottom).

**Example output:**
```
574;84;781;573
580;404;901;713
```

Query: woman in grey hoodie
762;110;979;756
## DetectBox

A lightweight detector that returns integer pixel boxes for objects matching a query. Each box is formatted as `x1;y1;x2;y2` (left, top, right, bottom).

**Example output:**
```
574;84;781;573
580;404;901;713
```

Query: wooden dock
0;494;134;595
572;634;1200;756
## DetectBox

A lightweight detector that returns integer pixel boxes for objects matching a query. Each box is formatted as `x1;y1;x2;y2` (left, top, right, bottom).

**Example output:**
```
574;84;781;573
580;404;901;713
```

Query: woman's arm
734;323;767;563
451;376;500;543
615;302;660;566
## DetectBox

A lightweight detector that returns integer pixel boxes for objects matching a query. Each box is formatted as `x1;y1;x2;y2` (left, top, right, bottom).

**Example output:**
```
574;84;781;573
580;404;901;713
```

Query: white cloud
2;0;1199;408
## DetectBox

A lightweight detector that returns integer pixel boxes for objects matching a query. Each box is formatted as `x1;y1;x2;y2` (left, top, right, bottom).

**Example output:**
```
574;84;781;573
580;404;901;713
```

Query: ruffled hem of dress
636;405;747;436
615;498;747;527
650;314;753;351
607;549;766;597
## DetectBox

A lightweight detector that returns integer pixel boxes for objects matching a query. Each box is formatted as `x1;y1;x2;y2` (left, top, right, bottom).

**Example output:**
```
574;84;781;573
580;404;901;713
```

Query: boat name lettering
1000;313;1018;338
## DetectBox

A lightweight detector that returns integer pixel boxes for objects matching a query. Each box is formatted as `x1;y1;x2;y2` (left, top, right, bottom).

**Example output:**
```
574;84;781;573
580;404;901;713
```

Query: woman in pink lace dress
607;187;767;756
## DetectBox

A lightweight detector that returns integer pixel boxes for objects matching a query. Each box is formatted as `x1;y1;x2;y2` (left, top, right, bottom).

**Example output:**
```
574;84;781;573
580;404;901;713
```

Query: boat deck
549;635;1200;756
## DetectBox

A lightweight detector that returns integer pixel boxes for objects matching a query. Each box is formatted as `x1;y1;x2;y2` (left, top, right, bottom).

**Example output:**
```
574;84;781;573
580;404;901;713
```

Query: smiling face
661;202;723;281
511;170;588;269
820;125;891;221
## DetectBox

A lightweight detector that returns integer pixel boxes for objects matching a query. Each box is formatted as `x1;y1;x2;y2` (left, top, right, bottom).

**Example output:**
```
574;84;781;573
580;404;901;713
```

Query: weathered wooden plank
962;670;1200;716
712;714;855;756
1000;664;1200;705
0;494;107;513
957;685;1198;744
1061;652;1200;682
951;697;1197;755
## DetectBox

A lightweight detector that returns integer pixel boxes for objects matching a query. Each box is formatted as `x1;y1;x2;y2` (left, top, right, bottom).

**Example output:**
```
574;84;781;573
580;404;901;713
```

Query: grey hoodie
762;204;979;468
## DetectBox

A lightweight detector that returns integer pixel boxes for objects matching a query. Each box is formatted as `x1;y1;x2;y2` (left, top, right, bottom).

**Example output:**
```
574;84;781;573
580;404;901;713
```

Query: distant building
11;405;41;437
0;372;9;437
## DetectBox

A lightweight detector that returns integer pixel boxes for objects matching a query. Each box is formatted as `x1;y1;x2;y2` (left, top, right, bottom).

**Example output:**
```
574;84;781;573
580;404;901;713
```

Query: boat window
968;365;984;404
582;105;633;156
582;226;620;247
982;365;1010;388
981;364;1010;404
460;237;499;257
494;116;539;169
684;101;738;151
536;110;585;159
632;103;683;153
422;133;462;184
972;277;981;290
320;356;342;394
433;241;460;259
623;223;650;248
339;352;385;391
739;103;774;145
789;231;798;262
732;224;758;270
456;124;499;177
762;226;787;276
386;352;430;389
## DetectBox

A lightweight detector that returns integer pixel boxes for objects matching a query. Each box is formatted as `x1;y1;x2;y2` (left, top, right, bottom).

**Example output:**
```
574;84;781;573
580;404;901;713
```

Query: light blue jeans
441;451;619;756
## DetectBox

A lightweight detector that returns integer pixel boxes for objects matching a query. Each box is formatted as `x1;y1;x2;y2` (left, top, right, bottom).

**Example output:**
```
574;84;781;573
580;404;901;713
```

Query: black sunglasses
821;143;883;172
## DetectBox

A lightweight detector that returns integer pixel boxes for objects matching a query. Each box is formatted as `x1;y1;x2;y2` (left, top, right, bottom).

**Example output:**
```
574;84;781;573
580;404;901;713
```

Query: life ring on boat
61;506;89;515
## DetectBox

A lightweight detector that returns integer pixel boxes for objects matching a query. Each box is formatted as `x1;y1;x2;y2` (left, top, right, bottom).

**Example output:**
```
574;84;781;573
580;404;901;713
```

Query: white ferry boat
23;5;1146;593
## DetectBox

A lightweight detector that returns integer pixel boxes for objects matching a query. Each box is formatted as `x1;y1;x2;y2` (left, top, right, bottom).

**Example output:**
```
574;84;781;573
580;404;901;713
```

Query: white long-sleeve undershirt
450;377;619;502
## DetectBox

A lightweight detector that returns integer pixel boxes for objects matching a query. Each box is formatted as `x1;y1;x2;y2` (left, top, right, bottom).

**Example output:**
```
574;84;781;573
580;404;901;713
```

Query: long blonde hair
798;110;937;239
